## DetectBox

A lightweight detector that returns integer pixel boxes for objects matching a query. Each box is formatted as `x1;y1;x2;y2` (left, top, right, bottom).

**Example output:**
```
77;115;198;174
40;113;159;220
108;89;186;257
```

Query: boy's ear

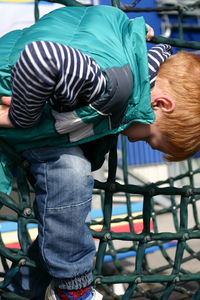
151;97;175;113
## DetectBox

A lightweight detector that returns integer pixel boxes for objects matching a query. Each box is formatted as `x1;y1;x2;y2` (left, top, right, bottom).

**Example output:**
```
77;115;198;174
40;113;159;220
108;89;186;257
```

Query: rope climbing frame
0;1;200;299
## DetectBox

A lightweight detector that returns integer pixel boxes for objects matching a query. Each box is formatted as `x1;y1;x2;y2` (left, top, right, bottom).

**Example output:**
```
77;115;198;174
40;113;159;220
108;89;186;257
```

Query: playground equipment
0;1;200;299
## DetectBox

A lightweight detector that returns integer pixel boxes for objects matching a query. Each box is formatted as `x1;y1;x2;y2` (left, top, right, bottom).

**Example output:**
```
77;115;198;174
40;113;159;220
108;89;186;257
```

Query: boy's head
151;50;200;161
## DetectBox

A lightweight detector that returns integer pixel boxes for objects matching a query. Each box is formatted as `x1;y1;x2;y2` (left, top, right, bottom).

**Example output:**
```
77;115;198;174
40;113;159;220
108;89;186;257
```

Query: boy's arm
148;44;172;88
9;41;56;128
8;41;106;128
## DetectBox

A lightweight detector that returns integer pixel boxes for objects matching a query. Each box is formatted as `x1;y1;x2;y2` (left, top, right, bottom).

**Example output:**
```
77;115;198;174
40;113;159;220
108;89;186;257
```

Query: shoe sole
45;282;103;300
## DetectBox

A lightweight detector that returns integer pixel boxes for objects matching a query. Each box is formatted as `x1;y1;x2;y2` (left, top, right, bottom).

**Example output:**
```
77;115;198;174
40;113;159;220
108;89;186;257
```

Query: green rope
1;1;200;299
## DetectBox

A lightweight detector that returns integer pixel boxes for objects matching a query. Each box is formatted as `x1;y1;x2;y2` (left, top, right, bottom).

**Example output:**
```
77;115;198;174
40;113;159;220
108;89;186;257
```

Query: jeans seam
41;162;49;271
46;198;92;211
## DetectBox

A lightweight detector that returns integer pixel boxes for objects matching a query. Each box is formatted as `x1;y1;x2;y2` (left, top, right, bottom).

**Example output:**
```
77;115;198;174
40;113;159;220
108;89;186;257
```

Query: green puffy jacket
0;5;155;193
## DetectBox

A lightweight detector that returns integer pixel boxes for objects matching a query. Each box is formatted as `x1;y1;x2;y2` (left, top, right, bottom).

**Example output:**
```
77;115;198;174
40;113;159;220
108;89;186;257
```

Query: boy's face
122;84;175;154
122;121;169;154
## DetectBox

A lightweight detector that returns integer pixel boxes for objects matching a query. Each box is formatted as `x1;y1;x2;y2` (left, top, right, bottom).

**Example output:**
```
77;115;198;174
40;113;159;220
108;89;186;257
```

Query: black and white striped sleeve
9;41;106;128
148;44;172;89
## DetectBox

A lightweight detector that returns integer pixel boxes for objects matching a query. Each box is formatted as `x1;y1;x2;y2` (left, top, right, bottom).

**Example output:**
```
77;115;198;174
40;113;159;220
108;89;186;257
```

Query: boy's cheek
121;127;133;136
127;137;137;143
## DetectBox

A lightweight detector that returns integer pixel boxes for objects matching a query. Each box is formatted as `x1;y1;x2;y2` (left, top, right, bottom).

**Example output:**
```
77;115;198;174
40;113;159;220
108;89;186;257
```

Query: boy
1;49;200;162
123;50;200;162
0;5;199;300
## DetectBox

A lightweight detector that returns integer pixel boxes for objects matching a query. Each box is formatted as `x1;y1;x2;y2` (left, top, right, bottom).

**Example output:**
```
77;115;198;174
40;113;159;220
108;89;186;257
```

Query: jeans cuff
54;272;93;290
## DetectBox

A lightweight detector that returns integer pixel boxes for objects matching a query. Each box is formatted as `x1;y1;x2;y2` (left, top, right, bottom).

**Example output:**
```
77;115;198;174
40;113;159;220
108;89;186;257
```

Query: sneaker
91;289;103;300
45;281;103;300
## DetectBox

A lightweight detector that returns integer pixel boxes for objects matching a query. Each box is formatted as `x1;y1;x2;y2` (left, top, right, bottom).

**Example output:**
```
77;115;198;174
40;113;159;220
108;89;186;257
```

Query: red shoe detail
57;286;91;300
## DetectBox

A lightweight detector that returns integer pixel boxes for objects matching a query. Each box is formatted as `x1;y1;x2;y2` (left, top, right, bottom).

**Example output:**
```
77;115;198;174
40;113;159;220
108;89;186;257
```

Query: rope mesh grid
0;1;200;299
92;140;200;299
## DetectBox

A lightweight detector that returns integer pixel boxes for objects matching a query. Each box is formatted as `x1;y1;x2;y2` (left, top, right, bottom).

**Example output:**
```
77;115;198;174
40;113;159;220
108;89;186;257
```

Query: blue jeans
8;146;96;297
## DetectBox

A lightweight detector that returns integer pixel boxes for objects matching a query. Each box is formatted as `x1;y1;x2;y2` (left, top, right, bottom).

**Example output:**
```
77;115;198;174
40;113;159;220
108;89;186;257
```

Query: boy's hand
0;96;13;128
1;96;11;106
146;24;154;41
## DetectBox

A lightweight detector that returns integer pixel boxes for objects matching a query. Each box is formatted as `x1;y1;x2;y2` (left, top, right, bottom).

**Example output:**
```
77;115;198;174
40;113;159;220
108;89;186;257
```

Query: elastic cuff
54;272;93;290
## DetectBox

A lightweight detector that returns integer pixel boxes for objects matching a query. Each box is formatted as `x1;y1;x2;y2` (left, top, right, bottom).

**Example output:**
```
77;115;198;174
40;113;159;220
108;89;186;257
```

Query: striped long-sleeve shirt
9;41;107;128
9;41;172;129
148;43;172;88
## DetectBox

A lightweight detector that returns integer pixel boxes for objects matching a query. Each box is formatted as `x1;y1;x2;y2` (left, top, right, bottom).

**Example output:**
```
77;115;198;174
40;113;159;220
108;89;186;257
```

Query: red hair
155;51;200;161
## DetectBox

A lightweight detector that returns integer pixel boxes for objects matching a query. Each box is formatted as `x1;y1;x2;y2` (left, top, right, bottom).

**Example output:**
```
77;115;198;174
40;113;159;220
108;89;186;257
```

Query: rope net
0;1;200;299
